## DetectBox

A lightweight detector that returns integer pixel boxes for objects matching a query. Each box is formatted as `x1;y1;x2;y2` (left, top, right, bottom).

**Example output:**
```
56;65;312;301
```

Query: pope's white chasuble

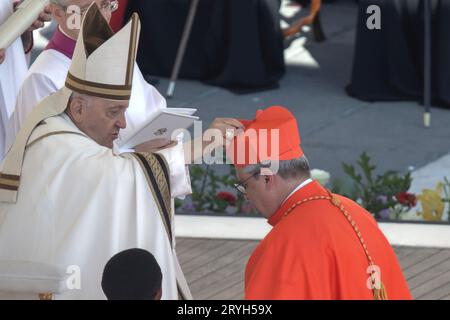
0;114;191;299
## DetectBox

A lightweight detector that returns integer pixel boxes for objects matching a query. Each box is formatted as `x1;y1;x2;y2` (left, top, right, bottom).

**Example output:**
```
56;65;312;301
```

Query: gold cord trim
281;190;388;300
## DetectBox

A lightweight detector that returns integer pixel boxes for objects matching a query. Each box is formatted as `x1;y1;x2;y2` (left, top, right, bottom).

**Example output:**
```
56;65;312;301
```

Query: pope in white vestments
7;0;167;154
0;5;191;300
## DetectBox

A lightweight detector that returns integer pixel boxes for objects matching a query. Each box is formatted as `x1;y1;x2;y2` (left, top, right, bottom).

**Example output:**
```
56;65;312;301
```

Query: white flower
225;206;238;214
311;169;331;186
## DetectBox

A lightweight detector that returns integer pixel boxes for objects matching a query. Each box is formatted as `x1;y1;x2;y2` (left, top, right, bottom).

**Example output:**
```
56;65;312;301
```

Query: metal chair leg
166;0;200;98
423;0;431;127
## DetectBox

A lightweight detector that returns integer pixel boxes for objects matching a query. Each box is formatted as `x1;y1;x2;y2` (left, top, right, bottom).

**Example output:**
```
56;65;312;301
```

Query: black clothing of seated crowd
126;0;326;93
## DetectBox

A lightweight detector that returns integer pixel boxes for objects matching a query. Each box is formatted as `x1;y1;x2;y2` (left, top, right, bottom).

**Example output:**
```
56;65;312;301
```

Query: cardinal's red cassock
245;179;412;300
230;106;412;300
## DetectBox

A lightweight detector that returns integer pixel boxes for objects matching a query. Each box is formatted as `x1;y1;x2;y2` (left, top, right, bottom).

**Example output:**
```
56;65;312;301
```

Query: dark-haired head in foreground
101;248;162;300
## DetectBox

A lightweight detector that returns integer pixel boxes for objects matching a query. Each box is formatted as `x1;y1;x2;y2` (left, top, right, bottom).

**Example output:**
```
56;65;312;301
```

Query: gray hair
66;92;92;110
69;91;90;102
243;156;311;180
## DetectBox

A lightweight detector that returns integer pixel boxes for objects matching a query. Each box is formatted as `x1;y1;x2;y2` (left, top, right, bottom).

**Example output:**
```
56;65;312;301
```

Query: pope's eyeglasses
67;0;119;16
100;0;119;12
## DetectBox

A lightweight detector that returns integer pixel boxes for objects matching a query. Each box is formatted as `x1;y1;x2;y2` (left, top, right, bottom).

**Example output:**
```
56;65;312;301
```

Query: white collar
281;178;313;206
61;112;77;128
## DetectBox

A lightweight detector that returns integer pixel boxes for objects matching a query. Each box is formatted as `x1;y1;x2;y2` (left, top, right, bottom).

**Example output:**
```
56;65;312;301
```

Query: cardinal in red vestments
228;106;412;300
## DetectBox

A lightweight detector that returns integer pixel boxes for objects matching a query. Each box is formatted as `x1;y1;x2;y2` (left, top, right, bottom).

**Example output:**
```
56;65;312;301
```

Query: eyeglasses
101;0;119;12
234;172;259;195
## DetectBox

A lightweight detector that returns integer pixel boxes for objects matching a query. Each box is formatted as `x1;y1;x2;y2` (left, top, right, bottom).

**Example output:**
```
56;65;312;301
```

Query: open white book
116;108;198;150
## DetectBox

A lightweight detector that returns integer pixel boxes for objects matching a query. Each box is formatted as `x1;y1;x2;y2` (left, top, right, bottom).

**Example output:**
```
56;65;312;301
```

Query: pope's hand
0;49;5;64
134;138;178;153
208;118;244;146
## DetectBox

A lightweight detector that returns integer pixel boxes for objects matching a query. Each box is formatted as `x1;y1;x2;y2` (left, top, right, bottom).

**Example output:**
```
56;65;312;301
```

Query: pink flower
378;208;390;219
377;195;388;205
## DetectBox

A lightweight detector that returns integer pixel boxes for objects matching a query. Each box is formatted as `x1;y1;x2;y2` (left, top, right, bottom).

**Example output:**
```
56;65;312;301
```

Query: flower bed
176;153;450;224
175;164;259;216
331;152;450;223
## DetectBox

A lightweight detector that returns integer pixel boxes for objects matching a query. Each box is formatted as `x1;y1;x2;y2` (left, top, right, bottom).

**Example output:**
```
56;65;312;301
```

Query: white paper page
116;110;198;149
165;108;197;116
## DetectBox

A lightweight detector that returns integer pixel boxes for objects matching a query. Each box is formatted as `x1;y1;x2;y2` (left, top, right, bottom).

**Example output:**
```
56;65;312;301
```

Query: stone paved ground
177;238;450;300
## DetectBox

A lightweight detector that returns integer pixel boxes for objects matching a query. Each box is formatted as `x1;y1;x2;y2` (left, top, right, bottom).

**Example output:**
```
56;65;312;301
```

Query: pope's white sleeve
156;133;192;199
7;73;58;149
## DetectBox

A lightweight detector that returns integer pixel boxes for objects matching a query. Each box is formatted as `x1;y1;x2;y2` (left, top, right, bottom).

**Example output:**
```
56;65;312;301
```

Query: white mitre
0;3;141;203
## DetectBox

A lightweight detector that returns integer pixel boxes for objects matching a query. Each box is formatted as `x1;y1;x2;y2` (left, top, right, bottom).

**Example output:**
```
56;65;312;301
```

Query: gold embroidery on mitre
0;173;20;191
64;4;140;100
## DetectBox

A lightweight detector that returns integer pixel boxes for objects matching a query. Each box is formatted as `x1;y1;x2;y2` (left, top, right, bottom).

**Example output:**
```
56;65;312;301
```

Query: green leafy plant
338;152;415;220
176;164;256;215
